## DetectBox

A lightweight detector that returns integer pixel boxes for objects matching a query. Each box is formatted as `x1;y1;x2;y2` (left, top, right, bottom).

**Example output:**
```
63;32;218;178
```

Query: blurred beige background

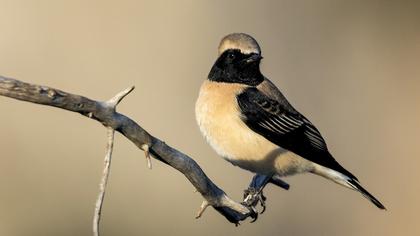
0;0;419;235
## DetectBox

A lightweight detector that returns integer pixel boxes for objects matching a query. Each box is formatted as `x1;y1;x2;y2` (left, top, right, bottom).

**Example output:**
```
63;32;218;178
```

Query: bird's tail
345;177;386;210
314;166;386;210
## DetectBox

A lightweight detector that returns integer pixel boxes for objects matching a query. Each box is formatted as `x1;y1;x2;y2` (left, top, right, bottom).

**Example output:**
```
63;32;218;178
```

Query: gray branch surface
0;75;255;224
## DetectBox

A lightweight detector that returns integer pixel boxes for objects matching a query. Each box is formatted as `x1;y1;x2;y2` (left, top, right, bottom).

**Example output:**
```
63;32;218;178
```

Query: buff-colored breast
195;80;313;176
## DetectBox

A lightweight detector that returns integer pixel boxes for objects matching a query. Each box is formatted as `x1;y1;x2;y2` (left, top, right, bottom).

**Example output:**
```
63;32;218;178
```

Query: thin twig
93;127;115;236
106;86;135;107
195;200;210;219
141;144;152;169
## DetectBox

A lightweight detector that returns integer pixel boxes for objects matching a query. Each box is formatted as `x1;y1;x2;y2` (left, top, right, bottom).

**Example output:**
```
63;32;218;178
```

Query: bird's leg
269;175;290;191
242;174;290;218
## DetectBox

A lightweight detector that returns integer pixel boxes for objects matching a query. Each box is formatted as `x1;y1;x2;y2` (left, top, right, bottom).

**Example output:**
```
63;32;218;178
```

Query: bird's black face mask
208;49;264;86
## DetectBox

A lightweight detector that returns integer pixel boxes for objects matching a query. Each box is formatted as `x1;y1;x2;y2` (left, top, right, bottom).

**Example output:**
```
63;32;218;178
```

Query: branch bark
0;75;256;225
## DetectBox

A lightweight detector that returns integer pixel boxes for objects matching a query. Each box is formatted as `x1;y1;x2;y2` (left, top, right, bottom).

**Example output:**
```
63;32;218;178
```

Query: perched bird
195;33;385;209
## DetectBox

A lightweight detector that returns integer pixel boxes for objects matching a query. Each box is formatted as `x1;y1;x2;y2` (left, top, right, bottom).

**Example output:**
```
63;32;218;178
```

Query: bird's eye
227;53;235;60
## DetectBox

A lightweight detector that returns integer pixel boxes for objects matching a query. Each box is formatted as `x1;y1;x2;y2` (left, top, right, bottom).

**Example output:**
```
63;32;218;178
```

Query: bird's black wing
237;87;356;179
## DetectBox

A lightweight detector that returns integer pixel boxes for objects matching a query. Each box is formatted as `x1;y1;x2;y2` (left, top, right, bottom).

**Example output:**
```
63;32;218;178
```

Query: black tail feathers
347;178;386;210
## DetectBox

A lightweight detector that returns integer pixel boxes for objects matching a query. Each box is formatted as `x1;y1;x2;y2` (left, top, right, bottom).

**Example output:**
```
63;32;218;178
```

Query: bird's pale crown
218;33;261;56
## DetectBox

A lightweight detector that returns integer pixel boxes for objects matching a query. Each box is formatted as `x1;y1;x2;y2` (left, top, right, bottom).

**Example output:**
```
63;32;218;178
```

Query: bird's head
208;33;264;86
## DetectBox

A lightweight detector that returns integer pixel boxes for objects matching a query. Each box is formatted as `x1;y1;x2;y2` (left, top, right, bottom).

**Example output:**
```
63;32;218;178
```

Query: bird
195;33;385;210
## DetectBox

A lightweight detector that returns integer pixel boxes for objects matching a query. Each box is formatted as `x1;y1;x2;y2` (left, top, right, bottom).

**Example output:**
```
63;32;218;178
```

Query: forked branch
0;75;257;226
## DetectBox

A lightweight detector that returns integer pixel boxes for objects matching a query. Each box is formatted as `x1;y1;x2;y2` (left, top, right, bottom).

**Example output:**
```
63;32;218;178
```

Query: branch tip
141;144;152;169
107;86;135;107
195;201;209;219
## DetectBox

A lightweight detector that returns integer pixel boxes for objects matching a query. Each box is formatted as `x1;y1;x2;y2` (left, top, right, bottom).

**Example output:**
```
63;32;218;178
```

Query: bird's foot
242;174;290;222
242;174;272;220
243;187;267;216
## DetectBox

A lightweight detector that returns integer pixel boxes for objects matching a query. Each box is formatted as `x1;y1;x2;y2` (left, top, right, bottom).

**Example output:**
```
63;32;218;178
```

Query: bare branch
0;75;255;224
93;127;115;236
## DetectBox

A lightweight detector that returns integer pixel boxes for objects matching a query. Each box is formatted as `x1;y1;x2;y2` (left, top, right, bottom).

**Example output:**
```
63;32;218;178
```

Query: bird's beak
246;54;263;63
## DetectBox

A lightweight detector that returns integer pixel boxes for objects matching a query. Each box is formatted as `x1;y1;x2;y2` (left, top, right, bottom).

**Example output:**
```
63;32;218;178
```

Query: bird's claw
241;174;288;223
240;200;259;223
242;187;267;221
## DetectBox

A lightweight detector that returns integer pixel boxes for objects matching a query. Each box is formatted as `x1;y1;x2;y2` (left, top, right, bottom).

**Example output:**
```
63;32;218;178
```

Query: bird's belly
200;120;312;175
195;82;313;175
200;114;280;174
